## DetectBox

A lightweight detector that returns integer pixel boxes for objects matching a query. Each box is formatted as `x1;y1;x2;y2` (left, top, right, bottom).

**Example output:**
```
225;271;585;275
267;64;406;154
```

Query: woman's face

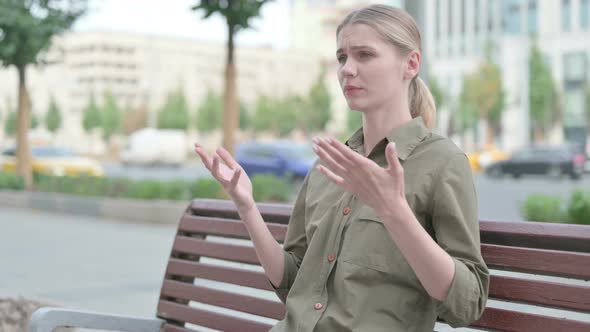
336;23;415;112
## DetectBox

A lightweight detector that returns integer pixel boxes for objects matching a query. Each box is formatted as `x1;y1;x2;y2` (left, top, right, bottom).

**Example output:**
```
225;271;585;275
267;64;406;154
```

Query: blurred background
1;0;590;328
1;0;590;221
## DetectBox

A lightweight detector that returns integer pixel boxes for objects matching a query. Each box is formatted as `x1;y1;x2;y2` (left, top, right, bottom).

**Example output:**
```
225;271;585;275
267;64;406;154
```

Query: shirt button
327;253;336;262
314;302;323;310
342;207;352;215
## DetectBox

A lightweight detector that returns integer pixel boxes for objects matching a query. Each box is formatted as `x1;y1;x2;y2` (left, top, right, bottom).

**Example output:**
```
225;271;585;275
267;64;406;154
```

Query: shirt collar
345;116;430;160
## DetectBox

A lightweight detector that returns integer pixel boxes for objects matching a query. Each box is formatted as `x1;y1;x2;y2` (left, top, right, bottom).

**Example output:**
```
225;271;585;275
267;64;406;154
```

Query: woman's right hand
194;143;255;212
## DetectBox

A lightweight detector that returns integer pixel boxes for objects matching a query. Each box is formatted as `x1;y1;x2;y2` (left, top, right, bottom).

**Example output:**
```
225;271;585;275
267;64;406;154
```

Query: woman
194;4;489;332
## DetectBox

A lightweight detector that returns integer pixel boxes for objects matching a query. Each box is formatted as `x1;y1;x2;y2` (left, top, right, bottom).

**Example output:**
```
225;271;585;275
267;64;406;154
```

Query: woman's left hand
312;137;407;220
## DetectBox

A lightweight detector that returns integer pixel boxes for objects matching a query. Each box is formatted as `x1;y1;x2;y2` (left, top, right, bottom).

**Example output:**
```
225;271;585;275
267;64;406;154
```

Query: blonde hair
337;4;436;129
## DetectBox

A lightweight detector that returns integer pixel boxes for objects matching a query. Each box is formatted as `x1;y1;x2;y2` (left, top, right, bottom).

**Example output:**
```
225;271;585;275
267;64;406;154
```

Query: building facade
0;31;321;148
426;0;590;152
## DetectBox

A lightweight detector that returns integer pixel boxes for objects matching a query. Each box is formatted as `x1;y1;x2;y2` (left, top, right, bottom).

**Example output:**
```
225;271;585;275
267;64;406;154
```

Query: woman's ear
403;51;421;80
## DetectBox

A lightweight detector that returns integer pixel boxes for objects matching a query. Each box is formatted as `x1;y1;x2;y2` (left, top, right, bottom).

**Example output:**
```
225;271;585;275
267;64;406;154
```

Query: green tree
45;96;62;133
4;111;17;136
192;0;271;155
4;111;38;136
101;91;121;140
157;89;189;130
456;80;480;135
82;94;101;132
461;61;504;146
277;96;301;137
239;101;250;130
428;76;445;109
253;95;276;132
529;42;557;141
304;71;332;134
0;0;86;188
195;90;222;133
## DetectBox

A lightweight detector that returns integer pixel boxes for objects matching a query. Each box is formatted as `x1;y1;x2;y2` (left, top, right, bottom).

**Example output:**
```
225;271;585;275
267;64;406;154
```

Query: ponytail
409;76;436;129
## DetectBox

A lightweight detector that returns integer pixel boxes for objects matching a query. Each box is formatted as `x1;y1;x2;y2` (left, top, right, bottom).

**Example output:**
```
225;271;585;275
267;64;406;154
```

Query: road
104;162;590;222
0;207;177;317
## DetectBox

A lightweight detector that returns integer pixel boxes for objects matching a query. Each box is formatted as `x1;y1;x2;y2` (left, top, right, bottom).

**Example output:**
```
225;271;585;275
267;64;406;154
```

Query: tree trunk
16;65;33;190
485;121;495;147
222;24;238;156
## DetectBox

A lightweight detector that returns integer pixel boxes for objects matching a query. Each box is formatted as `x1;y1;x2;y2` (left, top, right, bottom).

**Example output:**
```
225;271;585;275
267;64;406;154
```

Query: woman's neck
362;104;412;157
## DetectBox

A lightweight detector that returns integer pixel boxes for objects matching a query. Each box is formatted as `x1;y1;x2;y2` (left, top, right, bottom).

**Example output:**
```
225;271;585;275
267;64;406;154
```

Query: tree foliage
45;95;62;133
529;42;557;140
157;89;189;130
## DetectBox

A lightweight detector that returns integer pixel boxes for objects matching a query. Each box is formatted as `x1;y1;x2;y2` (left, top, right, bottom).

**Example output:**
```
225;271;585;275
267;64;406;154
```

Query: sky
73;0;292;49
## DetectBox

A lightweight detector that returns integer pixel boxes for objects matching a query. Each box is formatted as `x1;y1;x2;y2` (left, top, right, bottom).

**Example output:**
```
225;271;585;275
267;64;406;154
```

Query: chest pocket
339;206;413;278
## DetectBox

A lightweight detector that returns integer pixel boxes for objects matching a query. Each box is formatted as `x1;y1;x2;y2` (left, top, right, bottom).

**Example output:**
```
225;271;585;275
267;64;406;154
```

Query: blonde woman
195;4;489;331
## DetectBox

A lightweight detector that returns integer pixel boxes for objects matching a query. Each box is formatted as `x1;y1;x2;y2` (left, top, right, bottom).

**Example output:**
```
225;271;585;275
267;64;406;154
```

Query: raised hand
194;143;254;212
311;137;406;221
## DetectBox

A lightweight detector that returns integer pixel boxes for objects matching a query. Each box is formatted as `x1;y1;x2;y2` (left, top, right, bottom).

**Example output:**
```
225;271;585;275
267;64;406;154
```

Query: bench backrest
156;199;590;332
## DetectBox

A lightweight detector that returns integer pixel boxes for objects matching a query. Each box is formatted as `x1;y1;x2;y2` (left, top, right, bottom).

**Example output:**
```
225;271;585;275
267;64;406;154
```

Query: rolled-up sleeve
271;174;309;303
432;153;489;327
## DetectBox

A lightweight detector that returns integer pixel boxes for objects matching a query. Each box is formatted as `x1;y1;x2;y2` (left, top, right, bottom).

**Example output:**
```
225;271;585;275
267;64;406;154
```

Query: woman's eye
359;52;372;59
337;55;347;64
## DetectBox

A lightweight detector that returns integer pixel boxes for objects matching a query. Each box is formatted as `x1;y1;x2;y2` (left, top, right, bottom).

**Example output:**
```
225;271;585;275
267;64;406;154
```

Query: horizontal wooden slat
173;236;259;264
180;214;287;242
480;220;590;252
161;280;285;320
471;307;590;332
158;300;272;332
166;259;273;291
190;199;292;224
162;325;194;332
482;244;590;279
489;275;590;312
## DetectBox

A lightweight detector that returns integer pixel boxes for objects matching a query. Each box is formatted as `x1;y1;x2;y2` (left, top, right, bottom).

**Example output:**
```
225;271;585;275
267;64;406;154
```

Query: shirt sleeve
431;153;490;327
270;172;310;303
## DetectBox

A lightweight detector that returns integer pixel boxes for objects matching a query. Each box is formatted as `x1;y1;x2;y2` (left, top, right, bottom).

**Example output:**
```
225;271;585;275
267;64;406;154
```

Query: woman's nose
340;59;357;77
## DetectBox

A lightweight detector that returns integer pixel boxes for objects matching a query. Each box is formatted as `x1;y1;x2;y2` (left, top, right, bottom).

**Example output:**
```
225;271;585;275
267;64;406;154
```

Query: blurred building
0;31;320;147
426;0;590;152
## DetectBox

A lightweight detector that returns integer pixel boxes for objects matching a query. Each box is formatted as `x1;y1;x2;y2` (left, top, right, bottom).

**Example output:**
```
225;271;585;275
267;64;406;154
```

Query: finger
194;143;213;169
328;138;367;166
317;165;346;188
314;137;351;168
217;147;240;170
385;142;403;177
313;142;347;175
211;155;222;180
230;168;241;187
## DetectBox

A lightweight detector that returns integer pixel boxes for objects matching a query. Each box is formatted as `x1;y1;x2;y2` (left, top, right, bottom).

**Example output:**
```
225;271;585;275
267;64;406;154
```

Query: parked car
466;145;511;172
485;144;586;180
120;128;188;167
236;141;317;180
0;146;104;177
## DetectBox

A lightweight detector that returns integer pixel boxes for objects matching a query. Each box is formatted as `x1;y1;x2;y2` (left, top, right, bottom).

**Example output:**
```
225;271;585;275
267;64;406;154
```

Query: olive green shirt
269;117;489;332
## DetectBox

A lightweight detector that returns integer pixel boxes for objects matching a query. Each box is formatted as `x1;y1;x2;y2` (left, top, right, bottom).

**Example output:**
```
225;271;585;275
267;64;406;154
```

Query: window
448;0;454;38
461;0;466;34
488;0;495;32
562;0;571;31
501;0;521;34
474;0;480;33
528;0;538;34
581;0;589;29
435;0;440;39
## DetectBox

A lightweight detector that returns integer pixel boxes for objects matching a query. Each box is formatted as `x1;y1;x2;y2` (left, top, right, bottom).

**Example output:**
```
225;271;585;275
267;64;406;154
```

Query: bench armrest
29;307;164;332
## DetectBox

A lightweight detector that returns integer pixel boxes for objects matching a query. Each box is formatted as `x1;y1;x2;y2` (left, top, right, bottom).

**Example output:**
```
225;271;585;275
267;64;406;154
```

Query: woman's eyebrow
336;45;376;55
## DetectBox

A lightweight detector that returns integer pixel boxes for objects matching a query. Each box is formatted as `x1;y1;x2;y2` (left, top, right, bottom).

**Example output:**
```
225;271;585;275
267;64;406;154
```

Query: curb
0;190;188;224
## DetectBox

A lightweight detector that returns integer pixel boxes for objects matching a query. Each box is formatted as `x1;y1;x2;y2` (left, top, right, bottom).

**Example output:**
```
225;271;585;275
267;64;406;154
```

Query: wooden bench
30;198;590;332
